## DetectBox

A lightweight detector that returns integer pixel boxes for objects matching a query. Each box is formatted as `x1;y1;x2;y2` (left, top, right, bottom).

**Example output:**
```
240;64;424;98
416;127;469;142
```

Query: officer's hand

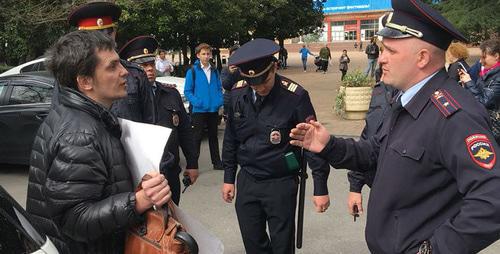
222;183;235;203
290;120;330;153
184;169;199;184
313;195;330;213
348;192;363;216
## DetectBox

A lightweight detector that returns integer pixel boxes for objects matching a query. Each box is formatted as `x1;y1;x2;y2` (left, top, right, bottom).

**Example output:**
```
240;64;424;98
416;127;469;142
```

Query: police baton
296;148;308;249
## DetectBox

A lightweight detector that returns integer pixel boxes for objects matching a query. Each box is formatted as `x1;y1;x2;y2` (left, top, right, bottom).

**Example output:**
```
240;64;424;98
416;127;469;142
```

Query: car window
20;63;37;73
8;84;52;105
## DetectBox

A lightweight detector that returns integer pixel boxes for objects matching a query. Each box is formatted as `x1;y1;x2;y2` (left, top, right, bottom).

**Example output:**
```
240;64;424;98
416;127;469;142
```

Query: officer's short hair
480;39;500;56
45;30;116;90
195;43;211;54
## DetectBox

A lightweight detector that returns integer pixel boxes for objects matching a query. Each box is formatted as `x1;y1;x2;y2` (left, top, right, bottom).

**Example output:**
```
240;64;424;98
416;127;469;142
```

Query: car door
0;79;52;165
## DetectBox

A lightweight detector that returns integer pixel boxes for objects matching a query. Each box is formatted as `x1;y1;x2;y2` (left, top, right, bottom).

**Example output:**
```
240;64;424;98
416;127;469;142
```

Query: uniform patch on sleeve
466;134;496;170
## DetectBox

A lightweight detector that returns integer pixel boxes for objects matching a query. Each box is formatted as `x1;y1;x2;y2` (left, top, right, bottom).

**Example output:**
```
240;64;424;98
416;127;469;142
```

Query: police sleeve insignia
466;134;496;170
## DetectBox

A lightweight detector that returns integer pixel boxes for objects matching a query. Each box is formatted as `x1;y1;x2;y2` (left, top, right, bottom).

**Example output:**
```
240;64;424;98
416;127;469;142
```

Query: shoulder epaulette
280;77;305;96
430;89;461;118
232;80;248;90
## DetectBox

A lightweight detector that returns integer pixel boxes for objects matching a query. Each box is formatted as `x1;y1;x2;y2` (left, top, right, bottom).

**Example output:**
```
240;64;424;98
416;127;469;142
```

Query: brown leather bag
125;176;198;254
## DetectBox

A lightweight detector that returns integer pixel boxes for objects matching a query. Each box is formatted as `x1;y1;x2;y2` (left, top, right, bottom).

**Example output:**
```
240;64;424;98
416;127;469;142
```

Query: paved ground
2;48;498;253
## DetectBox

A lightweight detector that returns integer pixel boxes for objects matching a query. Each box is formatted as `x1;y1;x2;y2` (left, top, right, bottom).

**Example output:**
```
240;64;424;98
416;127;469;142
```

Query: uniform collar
403;68;448;119
401;70;438;107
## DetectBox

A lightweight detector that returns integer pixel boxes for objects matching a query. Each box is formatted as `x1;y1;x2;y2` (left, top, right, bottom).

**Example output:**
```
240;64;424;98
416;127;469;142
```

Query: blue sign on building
323;0;392;14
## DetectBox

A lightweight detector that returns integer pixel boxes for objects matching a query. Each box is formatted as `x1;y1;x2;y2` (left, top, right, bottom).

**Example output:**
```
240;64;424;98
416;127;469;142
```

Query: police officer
68;2;153;123
119;36;198;205
290;0;500;253
221;39;330;254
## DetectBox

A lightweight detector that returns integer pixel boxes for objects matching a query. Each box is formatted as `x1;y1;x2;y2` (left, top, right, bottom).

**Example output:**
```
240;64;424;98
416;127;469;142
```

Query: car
0;58;47;77
0;185;59;253
0;73;54;165
0;58;190;111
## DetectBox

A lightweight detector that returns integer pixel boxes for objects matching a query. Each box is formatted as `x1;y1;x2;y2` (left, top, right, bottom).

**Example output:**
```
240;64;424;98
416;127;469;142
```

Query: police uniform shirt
223;75;329;195
319;69;500;253
152;81;198;172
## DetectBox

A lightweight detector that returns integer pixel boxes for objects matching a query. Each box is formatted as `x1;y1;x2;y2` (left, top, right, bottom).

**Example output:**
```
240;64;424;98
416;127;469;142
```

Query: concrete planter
339;86;372;120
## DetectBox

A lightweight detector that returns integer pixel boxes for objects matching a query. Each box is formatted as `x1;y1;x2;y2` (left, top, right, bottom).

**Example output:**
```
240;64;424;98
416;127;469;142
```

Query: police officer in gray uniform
68;2;153;123
221;39;330;254
290;0;500;253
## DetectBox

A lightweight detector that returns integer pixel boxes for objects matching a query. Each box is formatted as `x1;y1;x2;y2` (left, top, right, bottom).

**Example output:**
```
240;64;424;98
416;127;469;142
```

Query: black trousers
191;112;222;166
341;70;347;80
321;60;329;72
235;170;298;254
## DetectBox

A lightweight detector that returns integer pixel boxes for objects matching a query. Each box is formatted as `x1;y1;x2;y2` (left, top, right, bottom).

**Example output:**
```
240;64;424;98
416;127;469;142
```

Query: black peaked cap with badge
228;38;280;80
378;0;467;50
68;1;121;30
119;36;159;64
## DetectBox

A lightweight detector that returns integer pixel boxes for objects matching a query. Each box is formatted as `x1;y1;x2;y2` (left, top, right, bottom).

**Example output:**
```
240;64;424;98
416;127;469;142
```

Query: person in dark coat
68;1;154;123
347;78;397;217
290;1;500;253
459;38;500;111
222;39;330;254
120;36;199;205
221;45;243;119
446;41;470;82
26;30;172;254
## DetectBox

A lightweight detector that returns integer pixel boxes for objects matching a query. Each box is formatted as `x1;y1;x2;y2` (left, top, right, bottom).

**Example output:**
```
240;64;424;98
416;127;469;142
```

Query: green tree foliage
425;0;499;44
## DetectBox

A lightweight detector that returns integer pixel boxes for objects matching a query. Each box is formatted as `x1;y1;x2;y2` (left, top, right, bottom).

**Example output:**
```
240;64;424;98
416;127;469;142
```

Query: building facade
321;0;391;42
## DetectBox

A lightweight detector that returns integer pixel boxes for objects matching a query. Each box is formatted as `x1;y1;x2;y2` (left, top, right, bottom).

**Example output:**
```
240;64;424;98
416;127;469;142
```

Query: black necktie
254;94;263;112
389;94;403;131
152;85;157;96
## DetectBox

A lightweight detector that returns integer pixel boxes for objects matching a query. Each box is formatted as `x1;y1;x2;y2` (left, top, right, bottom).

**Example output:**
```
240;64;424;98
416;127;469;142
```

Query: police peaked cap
68;1;121;30
378;0;467;50
119;36;159;64
228;39;280;78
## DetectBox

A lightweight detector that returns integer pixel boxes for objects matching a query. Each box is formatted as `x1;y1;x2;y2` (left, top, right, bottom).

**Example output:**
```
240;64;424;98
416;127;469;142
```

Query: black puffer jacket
464;66;500;110
26;86;142;254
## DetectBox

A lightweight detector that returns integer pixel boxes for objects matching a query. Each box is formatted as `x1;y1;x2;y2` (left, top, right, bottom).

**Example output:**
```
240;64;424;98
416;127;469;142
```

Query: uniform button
402;149;407;154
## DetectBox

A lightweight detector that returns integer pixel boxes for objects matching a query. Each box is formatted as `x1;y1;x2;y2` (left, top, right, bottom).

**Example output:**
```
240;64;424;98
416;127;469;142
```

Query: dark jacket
365;43;380;59
464;66;500;110
152;81;198;173
348;82;397;193
110;59;154;123
320;69;500;253
26;86;143;254
447;58;470;82
339;55;350;71
223;75;330;195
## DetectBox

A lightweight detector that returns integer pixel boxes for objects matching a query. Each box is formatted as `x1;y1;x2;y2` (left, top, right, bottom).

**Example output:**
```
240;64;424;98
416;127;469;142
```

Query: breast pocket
389;142;425;162
232;116;254;143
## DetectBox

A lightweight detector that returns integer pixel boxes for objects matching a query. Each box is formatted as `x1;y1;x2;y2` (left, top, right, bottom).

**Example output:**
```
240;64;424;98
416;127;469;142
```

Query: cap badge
144;48;149;54
248;70;255;76
97;18;104;27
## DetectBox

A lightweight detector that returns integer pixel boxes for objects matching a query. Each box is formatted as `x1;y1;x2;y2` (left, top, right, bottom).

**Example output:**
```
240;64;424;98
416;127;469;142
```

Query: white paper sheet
118;118;171;186
118;118;224;253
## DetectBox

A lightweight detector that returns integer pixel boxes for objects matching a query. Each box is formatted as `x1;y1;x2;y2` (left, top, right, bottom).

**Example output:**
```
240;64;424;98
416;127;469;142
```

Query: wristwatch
417;240;432;254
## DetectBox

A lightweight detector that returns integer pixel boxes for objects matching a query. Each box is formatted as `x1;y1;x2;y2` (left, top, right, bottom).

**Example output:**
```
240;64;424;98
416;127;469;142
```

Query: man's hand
135;171;171;214
347;192;363;216
222;183;235;203
289;120;330;153
184;169;199;184
313;195;330;213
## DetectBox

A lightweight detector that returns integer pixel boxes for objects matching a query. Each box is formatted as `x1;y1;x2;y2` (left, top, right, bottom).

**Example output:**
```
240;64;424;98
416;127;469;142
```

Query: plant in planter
334;70;374;120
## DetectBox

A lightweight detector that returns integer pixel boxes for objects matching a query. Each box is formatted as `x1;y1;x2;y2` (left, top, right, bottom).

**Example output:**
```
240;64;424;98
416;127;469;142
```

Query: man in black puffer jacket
26;30;172;254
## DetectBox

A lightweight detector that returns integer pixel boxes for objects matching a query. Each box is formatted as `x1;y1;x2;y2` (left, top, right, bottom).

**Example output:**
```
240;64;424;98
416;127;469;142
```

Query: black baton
296;148;308;249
